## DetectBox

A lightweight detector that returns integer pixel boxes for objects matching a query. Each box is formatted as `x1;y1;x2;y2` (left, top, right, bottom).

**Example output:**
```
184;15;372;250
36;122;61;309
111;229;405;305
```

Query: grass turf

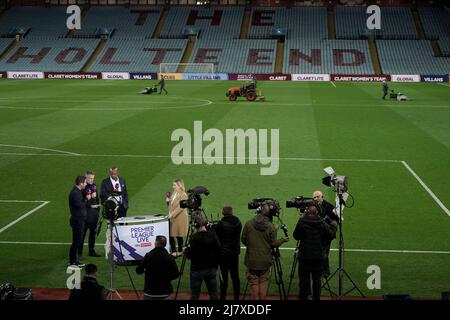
0;79;449;298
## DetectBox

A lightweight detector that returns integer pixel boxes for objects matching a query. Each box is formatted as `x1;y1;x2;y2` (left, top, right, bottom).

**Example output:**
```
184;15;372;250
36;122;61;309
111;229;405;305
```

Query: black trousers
159;87;168;94
322;241;332;277
78;216;99;255
299;258;323;300
170;236;183;253
69;218;85;264
219;255;240;300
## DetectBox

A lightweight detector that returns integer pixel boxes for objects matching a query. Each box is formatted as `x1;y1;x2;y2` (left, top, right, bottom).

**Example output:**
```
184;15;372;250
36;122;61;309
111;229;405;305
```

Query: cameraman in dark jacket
136;235;180;300
313;191;338;278
185;215;221;300
215;206;242;300
293;204;337;300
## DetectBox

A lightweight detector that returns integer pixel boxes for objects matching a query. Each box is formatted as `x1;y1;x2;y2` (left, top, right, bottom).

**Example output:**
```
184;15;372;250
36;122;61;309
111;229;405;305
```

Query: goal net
159;63;215;74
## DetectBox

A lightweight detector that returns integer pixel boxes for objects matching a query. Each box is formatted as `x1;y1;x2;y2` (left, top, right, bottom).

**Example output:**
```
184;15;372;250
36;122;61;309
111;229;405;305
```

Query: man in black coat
100;167;128;218
158;75;168;95
313;191;338;278
293;205;337;300
69;264;106;300
68;176;87;267
215;206;242;300
79;171;101;258
136;235;180;300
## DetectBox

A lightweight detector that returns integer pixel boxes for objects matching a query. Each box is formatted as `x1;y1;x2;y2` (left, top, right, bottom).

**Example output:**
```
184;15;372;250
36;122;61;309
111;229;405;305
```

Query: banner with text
331;74;391;82
291;74;330;81
158;73;183;80
391;75;421;82
420;75;449;83
101;72;130;80
7;71;44;79
0;71;6;79
183;73;229;80
129;73;158;80
45;72;102;80
228;74;291;81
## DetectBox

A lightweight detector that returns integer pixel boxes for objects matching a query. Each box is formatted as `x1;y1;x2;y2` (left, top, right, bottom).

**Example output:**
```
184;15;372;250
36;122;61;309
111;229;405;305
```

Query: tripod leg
342;269;365;298
287;252;298;297
241;280;248;300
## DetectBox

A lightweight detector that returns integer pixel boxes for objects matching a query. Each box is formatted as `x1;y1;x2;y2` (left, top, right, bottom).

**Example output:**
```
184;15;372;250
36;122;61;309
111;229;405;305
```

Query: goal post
159;63;215;74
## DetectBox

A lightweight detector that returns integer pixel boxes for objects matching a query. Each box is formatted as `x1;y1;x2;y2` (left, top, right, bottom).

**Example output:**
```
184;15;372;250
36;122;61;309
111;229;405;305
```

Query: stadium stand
283;39;374;74
188;39;277;73
0;38;13;55
0;6;68;38
248;7;327;39
74;7;162;39
0;38;100;72
159;6;244;39
335;6;418;39
417;6;450;40
438;37;450;57
377;40;450;74
88;39;188;73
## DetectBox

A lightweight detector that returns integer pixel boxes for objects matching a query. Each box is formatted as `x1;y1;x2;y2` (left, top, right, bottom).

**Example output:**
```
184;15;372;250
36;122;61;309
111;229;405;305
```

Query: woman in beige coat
168;179;188;257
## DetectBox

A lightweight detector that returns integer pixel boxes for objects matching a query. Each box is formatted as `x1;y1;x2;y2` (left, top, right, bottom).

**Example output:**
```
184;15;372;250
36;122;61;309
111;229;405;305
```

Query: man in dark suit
100;167;128;218
69;264;106;300
158;75;167;95
69;176;87;267
136;235;180;300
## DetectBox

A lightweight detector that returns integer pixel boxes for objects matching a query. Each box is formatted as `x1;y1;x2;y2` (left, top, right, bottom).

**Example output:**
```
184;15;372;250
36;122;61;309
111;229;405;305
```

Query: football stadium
0;0;449;302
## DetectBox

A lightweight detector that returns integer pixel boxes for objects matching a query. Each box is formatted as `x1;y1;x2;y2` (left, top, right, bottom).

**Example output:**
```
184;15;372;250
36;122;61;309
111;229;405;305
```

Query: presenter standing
168;179;188;257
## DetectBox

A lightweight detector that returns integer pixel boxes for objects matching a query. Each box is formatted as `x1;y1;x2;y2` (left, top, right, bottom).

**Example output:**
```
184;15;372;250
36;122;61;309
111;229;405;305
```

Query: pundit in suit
68;175;87;267
100;167;129;218
168;179;188;257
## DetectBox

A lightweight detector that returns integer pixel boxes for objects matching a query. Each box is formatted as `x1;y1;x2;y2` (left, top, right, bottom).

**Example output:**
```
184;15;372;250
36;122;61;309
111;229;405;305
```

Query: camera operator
69;264;106;300
241;203;289;300
293;204;337;300
78;171;101;258
184;215;221;300
100;167;128;218
215;206;242;300
68;176;87;267
136;235;180;300
313;191;338;278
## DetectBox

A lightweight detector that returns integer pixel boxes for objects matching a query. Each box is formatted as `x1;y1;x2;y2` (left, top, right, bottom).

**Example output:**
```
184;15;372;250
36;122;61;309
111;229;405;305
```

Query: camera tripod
174;208;205;300
321;194;365;299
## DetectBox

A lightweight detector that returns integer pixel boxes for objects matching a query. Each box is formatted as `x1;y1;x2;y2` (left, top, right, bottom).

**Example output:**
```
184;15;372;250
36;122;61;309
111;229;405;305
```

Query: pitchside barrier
0;72;448;82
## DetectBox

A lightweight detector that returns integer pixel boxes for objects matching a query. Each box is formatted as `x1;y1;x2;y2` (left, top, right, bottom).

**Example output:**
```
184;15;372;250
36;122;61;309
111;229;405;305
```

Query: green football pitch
0;79;449;299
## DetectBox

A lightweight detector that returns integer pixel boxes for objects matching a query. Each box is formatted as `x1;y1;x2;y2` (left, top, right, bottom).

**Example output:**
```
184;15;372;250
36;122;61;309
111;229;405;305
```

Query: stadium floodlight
159;63;215;74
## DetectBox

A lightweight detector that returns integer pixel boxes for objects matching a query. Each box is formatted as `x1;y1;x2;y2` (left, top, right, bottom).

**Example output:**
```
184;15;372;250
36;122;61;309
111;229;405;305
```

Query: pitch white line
0;241;449;255
401;161;450;217
0;152;402;163
0;200;50;203
437;83;450;87
0;201;50;234
331;81;336;88
0;144;80;156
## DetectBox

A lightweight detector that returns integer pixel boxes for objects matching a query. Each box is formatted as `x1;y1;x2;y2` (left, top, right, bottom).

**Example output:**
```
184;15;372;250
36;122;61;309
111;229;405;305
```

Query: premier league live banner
420;75;449;83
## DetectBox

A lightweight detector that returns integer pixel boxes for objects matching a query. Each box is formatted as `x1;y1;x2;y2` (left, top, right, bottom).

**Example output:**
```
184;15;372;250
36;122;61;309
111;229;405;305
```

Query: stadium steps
368;37;382;74
81;39;105;72
275;40;284;73
177;36;196;73
411;7;426;40
239;7;251;39
327;6;336;39
0;38;17;61
152;6;169;38
431;40;443;57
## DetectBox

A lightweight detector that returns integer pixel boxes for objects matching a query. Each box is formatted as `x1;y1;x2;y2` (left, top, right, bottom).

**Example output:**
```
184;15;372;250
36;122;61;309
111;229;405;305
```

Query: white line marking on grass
437;83;450;87
0;201;50;234
0;152;402;163
0;200;50;203
401;161;450;217
331;81;336;88
0;144;80;156
0;241;449;255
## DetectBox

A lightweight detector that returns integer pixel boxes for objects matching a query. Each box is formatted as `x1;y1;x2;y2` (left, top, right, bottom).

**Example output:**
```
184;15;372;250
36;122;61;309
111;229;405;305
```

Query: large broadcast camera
322;166;348;195
286;196;318;214
102;192;122;220
248;198;281;217
180;186;210;212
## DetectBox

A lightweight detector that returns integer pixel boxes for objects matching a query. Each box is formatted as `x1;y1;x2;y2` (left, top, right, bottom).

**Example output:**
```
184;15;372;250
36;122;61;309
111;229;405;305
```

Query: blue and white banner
420;75;449;82
129;73;158;80
183;73;228;80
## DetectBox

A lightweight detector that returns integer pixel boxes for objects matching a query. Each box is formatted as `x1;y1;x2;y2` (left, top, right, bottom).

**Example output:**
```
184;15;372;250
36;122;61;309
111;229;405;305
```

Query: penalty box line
0;200;50;234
